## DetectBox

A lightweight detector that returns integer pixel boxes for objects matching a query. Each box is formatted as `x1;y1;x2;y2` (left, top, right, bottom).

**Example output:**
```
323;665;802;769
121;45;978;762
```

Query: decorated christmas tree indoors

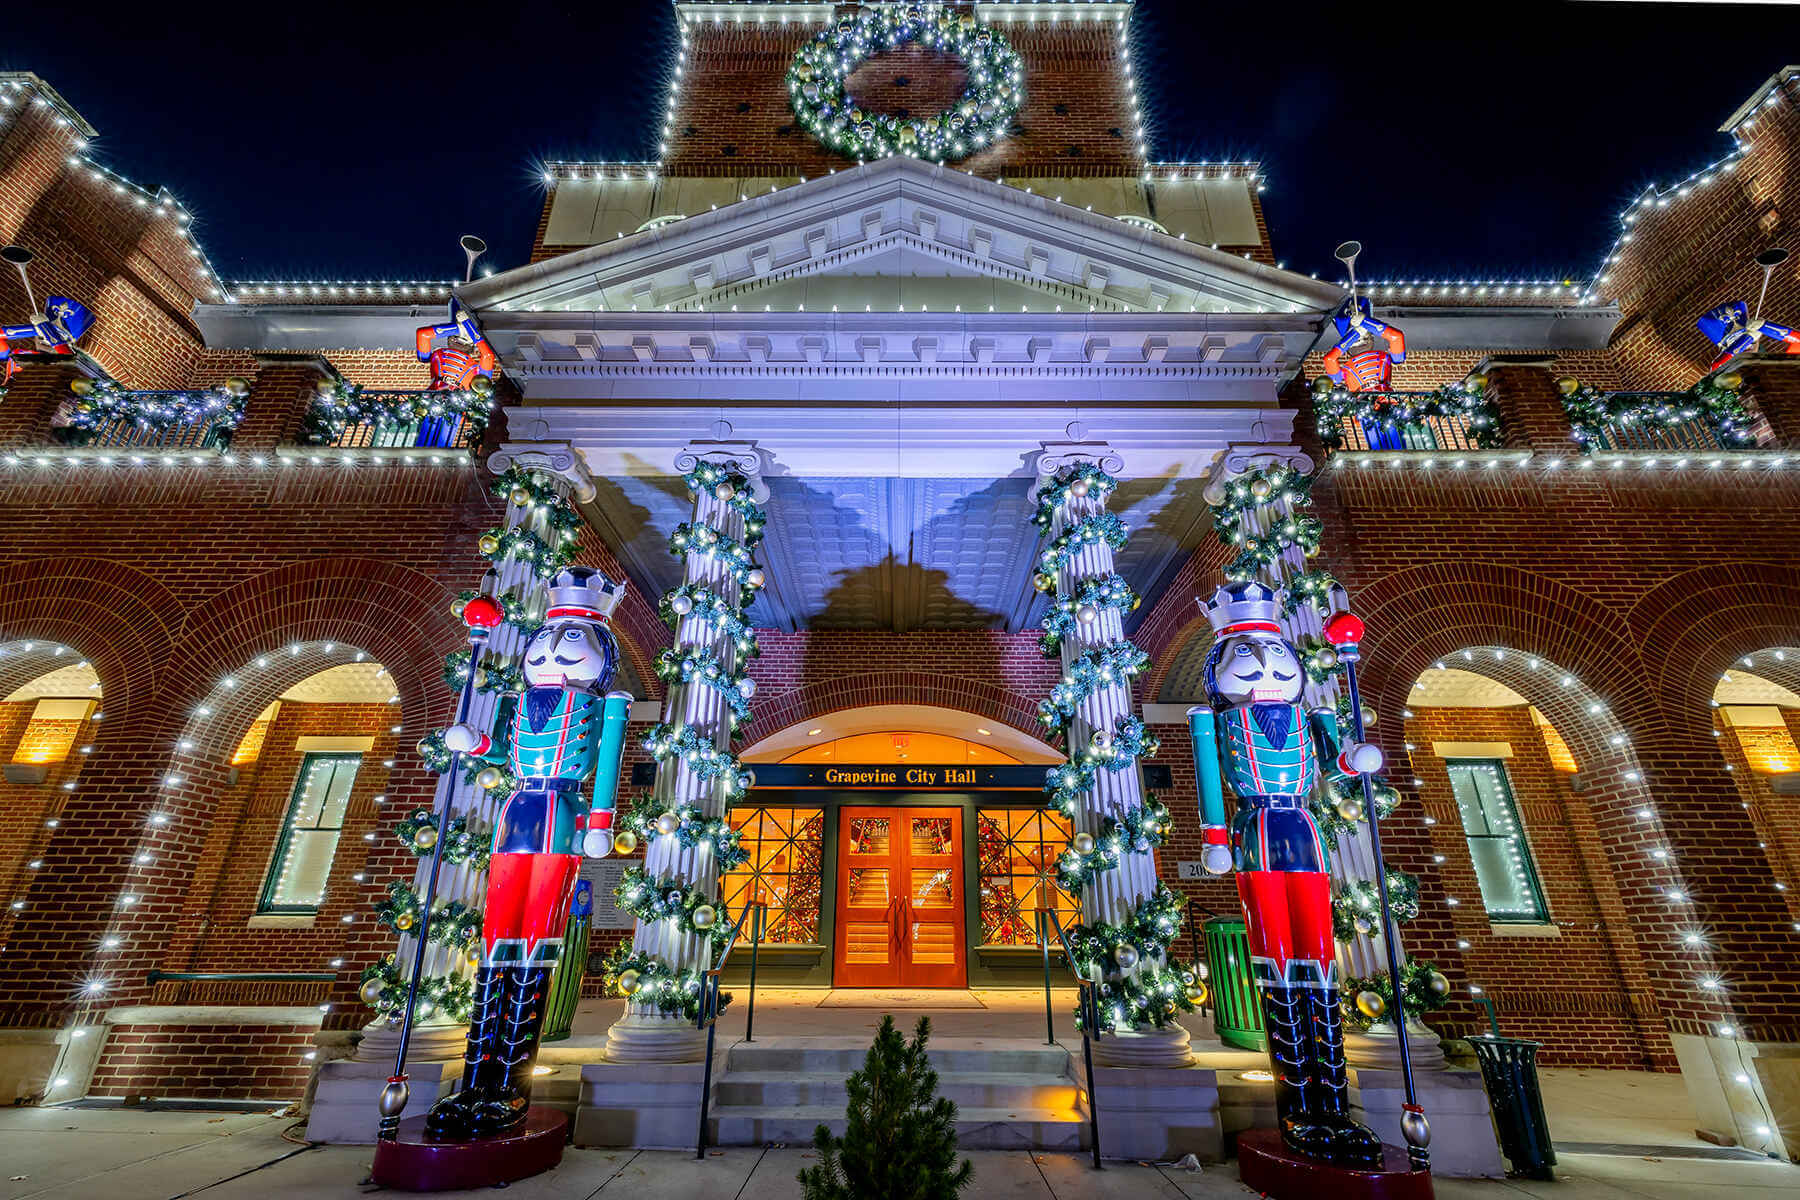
797;1016;973;1200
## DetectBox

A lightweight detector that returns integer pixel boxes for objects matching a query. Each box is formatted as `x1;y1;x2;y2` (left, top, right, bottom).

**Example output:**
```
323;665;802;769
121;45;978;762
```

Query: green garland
616;868;738;950
478;521;580;580
1035;512;1128;581
682;463;767;541
660;584;759;657
442;646;524;695
1312;377;1502;451
1032;463;1120;528
1561;376;1756;451
373;881;483;951
1331;869;1421;942
788;5;1023;164
66;376;249;445
1343;960;1450;1033
1062;886;1200;1032
619;792;749;871
1310;776;1401;843
1054;799;1172;894
361;954;474;1024
641;723;752;798
668;522;763;594
599;948;722;1020
492;465;567;511
1222;514;1322;583
302;377;495;446
1209;466;1314;535
655;647;754;729
1037;573;1138;657
1038;641;1150;732
394;808;491;870
1282;569;1340;616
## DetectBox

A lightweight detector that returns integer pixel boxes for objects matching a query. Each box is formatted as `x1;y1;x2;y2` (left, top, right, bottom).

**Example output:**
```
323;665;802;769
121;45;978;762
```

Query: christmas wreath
787;5;1023;163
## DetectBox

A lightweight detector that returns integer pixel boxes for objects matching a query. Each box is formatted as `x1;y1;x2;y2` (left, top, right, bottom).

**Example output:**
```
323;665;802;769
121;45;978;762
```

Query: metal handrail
693;899;767;1160
147;969;336;983
1036;907;1104;1169
1184;899;1220;1020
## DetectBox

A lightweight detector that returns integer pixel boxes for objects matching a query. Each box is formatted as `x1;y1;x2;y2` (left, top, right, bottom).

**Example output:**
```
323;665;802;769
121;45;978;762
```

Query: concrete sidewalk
4;1104;1800;1200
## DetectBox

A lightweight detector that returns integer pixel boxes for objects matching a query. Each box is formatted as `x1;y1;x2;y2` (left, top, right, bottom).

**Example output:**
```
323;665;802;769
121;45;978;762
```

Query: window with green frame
259;752;361;914
1445;758;1549;923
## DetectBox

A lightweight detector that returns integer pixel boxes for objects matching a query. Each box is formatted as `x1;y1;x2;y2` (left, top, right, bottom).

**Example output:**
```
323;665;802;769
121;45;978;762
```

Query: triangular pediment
461;155;1341;320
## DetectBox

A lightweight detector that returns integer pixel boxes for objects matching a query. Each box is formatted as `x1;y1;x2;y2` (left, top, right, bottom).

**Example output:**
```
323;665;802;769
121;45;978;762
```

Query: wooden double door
832;806;967;988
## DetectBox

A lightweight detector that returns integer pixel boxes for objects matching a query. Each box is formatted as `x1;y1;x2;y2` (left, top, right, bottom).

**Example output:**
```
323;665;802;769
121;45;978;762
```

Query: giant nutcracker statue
1697;248;1800;370
1188;581;1386;1167
416;298;497;392
422;565;634;1141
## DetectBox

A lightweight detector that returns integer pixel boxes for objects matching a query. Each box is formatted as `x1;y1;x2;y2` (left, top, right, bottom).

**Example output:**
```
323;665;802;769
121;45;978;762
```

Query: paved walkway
2;1103;1798;1200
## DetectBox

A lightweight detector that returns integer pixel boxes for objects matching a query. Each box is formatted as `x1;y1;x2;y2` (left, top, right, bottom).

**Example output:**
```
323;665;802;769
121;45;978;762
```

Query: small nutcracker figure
1187;581;1385;1167
1321;295;1407;395
415;298;496;392
1697;299;1800;371
0;293;92;384
424;566;633;1141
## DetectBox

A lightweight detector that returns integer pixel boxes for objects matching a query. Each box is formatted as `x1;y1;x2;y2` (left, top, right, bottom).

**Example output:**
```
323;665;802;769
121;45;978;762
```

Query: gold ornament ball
450;596;468;619
1355;989;1387;1020
477;533;501;556
1033;572;1056;594
1114;943;1140;969
714;481;736;502
416;737;435;757
69;378;95;397
613;830;638;855
692;904;718;930
1077;603;1099;624
223;376;251;397
413;826;438;852
1311;374;1335;396
1353;915;1374;936
746;568;766;589
1069;477;1090;498
1314;647;1339;670
360;976;386;1006
1555;376;1581;397
471;668;489;690
395;910;416;931
475;767;505;791
617;969;641;995
1250;477;1272;499
1427;970;1451;999
509;485;533;506
1185;981;1209;1005
1335;793;1366;822
470;376;495;398
1361;704;1377;727
656;811;681;836
1072;831;1096;855
1717;370;1744;391
1465;372;1488;391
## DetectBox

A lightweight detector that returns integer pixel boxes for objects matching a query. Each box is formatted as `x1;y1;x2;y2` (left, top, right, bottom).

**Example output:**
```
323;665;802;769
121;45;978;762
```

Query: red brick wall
89;1021;318;1101
0;696;92;947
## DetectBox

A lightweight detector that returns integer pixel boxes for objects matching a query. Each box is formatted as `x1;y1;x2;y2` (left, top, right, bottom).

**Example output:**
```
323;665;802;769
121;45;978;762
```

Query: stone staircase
706;1037;1089;1150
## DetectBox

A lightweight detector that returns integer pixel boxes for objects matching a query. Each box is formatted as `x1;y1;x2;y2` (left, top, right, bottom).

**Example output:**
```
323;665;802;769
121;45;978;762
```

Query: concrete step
713;1069;1080;1110
708;1104;1089;1151
722;1037;1071;1077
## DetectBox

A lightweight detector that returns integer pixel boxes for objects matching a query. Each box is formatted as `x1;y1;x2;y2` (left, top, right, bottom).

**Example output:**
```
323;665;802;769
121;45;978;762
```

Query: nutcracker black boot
1302;986;1384;1168
1261;985;1325;1158
424;964;507;1140
471;964;552;1136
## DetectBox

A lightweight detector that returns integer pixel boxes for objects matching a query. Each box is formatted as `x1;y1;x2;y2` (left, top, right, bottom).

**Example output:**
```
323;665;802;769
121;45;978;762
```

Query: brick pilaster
1736;357;1800;447
232;355;335;453
1482;359;1579;456
0;360;88;449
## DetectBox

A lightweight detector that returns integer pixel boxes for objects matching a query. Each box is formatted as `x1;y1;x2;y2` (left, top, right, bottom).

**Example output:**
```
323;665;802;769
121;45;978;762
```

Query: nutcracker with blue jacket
425;566;634;1141
1187;581;1386;1167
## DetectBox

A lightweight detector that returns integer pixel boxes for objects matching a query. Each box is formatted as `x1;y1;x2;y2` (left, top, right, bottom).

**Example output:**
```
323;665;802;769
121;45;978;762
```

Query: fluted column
605;443;767;1064
1035;443;1194;1068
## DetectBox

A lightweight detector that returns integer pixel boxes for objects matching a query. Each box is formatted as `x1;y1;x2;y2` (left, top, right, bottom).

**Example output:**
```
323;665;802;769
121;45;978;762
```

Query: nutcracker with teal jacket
424;566;634;1141
1187;581;1386;1168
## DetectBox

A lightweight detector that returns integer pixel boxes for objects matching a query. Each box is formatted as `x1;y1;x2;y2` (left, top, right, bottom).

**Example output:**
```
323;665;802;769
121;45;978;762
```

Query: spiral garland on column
1032;461;1202;1033
602;462;767;1031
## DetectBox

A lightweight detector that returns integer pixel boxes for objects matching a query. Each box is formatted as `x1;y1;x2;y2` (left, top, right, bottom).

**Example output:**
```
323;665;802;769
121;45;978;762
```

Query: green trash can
541;880;593;1042
1468;1034;1556;1179
1202;917;1266;1051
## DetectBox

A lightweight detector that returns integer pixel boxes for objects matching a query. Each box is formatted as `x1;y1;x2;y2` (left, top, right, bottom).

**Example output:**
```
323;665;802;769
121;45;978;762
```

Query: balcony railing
303;381;495;452
1313;379;1502;453
60;379;249;451
1561;378;1761;454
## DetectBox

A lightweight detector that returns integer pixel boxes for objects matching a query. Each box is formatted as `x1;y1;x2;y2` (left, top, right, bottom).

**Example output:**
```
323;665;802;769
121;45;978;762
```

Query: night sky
6;2;1798;287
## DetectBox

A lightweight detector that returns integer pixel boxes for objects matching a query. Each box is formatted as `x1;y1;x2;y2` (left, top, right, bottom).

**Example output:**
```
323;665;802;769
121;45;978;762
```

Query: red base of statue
1237;1128;1433;1200
370;1106;568;1192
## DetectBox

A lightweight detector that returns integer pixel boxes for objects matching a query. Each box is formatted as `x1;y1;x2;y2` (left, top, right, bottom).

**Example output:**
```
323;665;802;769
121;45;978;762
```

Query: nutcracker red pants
1235;869;1336;991
481;851;580;967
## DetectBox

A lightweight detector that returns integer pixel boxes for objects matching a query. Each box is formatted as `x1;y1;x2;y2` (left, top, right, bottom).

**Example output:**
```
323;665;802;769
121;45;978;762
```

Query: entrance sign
579;857;636;931
752;763;1042;791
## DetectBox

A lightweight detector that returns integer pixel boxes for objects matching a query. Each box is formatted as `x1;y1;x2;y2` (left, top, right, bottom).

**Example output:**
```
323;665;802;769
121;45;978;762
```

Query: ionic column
605;443;767;1064
1035;441;1193;1069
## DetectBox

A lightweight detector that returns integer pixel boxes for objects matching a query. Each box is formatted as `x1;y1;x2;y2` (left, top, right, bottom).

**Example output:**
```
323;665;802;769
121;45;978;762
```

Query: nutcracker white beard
1211;633;1305;706
523;621;609;689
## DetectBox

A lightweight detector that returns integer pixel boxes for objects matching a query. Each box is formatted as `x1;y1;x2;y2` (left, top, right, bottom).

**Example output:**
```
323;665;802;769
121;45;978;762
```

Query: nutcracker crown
545;566;625;622
1201;580;1285;637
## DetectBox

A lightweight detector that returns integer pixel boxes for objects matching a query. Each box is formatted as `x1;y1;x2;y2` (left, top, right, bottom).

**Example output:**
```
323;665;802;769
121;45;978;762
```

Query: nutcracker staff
1188;581;1384;1167
423;565;634;1141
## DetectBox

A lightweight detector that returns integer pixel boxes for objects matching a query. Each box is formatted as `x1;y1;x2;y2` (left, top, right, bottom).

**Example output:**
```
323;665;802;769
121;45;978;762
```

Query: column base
1088;1022;1193;1068
1672;1031;1797;1161
603;1009;708;1064
354;1018;470;1065
1092;1061;1222;1160
1346;1017;1447;1073
574;1058;707;1147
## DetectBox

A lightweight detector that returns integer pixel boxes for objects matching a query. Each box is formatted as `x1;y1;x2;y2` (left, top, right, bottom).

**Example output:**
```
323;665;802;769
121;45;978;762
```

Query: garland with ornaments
301;376;496;447
65;376;250;446
1344;960;1450;1034
362;466;586;1025
608;464;767;1018
1030;463;1202;1032
788;4;1023;164
1331;868;1421;942
1310;373;1502;451
1558;373;1756;451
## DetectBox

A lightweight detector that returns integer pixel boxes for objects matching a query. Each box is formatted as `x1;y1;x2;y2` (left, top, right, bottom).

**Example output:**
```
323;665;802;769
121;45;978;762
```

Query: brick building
0;3;1798;1166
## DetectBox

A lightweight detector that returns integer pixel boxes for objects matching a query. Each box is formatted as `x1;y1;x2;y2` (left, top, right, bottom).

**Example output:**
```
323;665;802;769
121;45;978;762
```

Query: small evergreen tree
797;1015;974;1200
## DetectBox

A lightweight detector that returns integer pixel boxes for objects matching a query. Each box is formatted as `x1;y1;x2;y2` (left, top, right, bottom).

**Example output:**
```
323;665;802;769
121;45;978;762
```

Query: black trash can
1468;1034;1556;1179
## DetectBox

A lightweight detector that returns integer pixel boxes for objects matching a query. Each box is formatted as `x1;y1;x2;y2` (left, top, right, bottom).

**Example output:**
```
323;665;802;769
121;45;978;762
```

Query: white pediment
459;155;1342;320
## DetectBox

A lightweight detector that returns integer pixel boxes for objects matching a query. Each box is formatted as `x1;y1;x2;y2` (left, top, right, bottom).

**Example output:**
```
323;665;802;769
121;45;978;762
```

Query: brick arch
1149;614;1211;703
1630;563;1800;717
0;557;180;723
1721;648;1800;701
0;640;98;702
753;673;1045;745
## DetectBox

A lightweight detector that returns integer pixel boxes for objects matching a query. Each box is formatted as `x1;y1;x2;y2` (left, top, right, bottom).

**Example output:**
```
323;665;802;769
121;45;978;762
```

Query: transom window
259;752;361;914
1445;759;1549;923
